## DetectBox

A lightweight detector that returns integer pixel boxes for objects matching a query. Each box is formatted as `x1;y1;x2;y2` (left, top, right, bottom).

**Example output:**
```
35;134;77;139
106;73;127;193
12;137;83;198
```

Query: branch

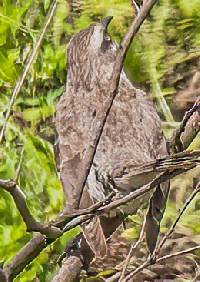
0;268;7;282
76;0;159;207
1;148;199;280
54;2;159;279
51;256;82;282
119;219;145;281
112;181;200;282
169;97;200;152
4;235;46;281
122;245;200;282
154;180;200;257
59;171;183;234
0;180;62;238
105;176;200;281
0;0;57;144
3;167;189;280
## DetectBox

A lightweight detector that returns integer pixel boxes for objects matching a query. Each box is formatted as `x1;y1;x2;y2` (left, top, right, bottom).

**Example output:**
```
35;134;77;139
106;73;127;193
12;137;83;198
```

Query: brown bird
55;17;170;263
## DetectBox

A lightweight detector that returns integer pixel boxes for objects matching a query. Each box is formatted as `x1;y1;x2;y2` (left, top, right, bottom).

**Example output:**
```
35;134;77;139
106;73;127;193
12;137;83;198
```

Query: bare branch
3;166;190;280
122;246;200;282
111;180;200;282
76;0;159;208
14;147;24;182
131;0;140;15
169;97;200;152
51;256;82;282
154;181;200;257
119;219;145;281
0;180;62;238
104;176;200;282
53;191;115;227
0;0;57;144
0;268;7;282
157;245;200;263
4;235;46;281
98;168;194;214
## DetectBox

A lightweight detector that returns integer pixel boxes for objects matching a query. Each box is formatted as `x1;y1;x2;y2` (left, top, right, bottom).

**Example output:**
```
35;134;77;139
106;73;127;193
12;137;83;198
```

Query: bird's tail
81;216;107;257
79;188;107;258
145;181;170;253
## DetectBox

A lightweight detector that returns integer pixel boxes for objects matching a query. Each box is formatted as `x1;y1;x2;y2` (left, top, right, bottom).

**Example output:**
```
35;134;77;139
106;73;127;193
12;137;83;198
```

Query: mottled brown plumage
55;17;169;260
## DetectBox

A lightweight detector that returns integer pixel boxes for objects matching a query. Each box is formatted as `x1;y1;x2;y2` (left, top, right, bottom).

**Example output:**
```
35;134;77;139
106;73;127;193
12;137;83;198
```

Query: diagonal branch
154;180;200;257
2;149;199;280
119;97;200;279
3;167;190;281
76;0;159;208
122;245;200;282
3;234;46;281
115;181;200;282
169;97;200;152
0;180;62;238
0;0;57;144
119;218;146;281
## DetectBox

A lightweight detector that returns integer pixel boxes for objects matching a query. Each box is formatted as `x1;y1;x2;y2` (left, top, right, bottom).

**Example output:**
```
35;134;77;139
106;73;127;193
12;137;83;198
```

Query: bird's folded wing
113;150;200;191
112;150;200;253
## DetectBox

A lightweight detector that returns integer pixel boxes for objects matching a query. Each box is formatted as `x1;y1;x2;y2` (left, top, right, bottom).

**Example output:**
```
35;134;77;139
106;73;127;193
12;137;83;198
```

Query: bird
55;16;176;265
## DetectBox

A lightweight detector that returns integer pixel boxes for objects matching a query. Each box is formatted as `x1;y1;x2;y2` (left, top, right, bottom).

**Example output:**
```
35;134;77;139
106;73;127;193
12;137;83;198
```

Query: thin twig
123;246;200;281
169;97;200;152
14;147;24;182
2;167;188;281
0;180;62;238
76;0;159;208
121;181;200;281
131;0;140;15
0;0;57;143
157;245;200;263
53;191;115;227
154;181;200;257
119;218;145;281
107;175;200;282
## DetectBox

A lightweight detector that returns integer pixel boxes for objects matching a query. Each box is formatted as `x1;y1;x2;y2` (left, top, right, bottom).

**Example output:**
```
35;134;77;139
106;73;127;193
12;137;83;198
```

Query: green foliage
0;0;199;281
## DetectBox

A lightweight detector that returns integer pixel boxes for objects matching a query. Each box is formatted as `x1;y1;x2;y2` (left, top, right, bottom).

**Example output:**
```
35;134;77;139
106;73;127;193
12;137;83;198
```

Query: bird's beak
101;16;113;28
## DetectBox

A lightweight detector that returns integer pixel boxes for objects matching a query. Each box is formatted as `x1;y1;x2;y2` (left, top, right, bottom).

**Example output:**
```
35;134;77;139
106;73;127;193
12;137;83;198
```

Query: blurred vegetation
0;0;200;281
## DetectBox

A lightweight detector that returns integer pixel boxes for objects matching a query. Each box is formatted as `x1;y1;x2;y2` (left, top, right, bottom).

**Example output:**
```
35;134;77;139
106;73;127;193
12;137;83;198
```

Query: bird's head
68;16;115;58
88;16;114;53
67;17;117;90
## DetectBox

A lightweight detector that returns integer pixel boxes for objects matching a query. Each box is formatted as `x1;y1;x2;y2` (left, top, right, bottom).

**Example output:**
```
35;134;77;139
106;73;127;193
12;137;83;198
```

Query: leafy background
0;0;200;281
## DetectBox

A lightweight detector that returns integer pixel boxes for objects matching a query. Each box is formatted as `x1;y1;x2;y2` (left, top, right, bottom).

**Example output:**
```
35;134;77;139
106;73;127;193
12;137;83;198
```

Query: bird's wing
113;150;199;191
55;89;93;209
55;87;108;257
113;150;199;253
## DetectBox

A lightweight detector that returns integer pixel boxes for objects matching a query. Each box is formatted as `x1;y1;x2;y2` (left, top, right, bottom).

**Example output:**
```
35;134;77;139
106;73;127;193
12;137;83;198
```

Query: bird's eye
104;35;110;42
100;34;111;52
